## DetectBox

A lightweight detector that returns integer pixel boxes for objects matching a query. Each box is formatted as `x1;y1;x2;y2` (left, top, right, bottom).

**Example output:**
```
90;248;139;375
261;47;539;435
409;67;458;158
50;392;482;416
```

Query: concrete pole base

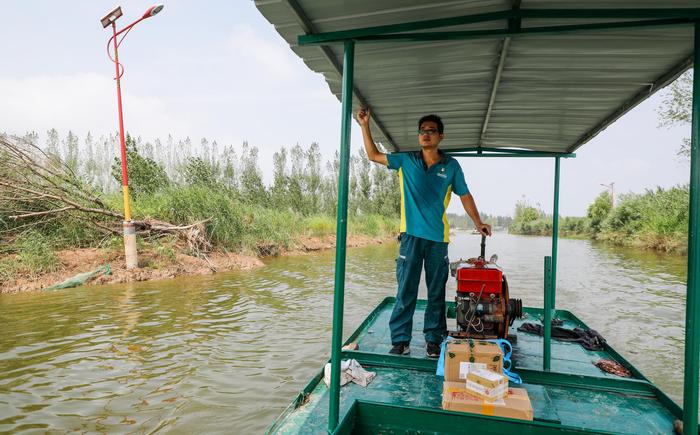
123;221;138;270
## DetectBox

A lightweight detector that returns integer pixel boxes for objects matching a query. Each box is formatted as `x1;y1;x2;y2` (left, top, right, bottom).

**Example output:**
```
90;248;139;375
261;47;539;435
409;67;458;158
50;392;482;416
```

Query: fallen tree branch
0;135;214;255
10;207;73;219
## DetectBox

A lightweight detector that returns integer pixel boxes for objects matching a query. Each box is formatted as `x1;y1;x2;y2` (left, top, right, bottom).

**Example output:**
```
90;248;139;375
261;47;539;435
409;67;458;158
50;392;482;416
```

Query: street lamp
101;4;163;270
600;182;615;208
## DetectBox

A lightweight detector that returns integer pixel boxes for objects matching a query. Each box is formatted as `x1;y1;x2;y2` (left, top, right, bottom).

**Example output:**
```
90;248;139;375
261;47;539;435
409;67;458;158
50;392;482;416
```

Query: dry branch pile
0;135;212;255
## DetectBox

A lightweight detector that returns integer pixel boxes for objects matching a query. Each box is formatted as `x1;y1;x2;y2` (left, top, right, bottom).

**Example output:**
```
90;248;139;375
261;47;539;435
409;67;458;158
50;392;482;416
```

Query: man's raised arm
357;108;388;166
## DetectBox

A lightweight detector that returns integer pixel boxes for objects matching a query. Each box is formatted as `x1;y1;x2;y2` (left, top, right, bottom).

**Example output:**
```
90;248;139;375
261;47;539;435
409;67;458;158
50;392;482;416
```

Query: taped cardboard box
442;382;534;421
464;364;509;404
467;368;508;389
443;340;503;382
464;380;508;402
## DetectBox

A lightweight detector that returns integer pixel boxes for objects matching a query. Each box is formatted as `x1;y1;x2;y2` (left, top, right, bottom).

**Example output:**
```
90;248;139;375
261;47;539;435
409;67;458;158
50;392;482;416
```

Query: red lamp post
101;5;163;269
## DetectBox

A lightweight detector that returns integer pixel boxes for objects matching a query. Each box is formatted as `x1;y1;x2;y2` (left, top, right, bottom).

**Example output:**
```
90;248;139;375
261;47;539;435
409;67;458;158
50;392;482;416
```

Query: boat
255;1;699;433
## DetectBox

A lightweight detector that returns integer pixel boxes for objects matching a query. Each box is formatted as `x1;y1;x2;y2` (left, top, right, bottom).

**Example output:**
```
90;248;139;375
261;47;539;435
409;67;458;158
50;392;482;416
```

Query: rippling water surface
0;232;687;433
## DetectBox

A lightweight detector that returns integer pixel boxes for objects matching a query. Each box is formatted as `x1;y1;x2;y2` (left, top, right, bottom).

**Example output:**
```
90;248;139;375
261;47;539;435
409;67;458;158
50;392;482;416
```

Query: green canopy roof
255;1;696;153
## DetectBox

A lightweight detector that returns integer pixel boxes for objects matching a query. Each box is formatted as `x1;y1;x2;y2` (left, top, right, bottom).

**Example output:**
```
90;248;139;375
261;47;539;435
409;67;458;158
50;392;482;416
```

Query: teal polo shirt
387;151;469;243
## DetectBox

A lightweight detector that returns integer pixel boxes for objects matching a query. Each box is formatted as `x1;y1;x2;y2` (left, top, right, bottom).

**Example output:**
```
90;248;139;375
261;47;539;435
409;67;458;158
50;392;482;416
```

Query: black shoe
389;343;410;355
426;342;441;359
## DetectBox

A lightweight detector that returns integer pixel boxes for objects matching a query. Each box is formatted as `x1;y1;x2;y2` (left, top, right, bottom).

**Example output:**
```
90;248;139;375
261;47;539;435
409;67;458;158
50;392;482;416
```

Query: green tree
321;151;340;216
587;191;612;234
305;143;322;214
63;131;79;173
239;141;267;203
46;128;59;157
513;199;541;223
83;132;99;186
370;163;400;217
111;134;170;198
183;157;219;187
355;149;372;214
658;69;692;157
221;145;238;191
271;147;289;207
288;144;305;212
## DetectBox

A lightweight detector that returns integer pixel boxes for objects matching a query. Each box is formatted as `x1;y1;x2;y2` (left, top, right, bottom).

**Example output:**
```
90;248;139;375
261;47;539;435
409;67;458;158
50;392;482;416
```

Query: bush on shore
597;186;688;253
508;186;688;253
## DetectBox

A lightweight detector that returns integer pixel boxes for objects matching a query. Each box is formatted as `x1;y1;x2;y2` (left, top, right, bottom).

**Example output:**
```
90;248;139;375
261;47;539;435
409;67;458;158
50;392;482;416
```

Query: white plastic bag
323;359;376;388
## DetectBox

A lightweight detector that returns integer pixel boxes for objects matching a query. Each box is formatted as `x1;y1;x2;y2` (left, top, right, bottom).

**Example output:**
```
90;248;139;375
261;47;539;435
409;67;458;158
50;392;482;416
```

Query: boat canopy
256;0;695;154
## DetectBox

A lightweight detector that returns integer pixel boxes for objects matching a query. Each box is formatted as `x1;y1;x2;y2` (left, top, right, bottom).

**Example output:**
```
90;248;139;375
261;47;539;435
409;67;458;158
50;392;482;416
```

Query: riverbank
0;234;394;295
508;185;689;255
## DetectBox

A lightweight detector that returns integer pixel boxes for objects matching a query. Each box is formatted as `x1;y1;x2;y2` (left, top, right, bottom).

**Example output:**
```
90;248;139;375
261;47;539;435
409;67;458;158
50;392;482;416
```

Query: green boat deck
268;297;683;434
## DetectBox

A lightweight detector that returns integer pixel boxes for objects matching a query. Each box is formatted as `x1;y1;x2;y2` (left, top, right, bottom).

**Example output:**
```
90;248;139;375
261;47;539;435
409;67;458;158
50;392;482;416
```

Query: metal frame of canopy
291;7;699;433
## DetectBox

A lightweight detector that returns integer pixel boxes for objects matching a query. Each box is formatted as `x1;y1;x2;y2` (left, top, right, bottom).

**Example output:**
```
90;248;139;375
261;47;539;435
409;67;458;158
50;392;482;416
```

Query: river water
0;232;687;433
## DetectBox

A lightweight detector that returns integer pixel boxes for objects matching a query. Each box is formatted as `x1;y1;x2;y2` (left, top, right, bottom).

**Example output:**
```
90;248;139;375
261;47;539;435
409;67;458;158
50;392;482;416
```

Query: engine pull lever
479;234;486;260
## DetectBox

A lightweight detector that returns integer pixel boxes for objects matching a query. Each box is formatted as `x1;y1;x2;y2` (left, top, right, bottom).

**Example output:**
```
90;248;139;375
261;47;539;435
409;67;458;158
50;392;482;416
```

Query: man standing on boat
357;108;491;358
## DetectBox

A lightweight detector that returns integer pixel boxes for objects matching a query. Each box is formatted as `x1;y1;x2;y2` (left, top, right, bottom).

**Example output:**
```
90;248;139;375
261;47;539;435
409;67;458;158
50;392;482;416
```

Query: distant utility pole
600;182;615;207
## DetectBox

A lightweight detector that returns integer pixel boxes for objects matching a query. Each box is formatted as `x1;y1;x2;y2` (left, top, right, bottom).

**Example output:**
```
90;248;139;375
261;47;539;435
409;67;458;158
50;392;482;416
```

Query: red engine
450;236;522;339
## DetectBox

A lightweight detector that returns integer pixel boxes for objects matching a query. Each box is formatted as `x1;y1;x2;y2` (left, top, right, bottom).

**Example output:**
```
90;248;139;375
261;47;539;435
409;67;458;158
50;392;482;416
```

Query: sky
0;1;692;217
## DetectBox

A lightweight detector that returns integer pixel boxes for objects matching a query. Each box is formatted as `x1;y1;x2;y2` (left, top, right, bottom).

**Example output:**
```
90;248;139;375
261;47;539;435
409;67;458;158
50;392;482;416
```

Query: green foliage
239;141;267;204
153;237;178;262
506;185;687;252
14;230;60;278
598;185;688;252
111;134;170;197
271;147;289;206
134;185;245;249
509;199;549;235
560;216;590;236
514;199;542;223
600;193;643;237
63;131;79;173
509;199;589;237
303;215;335;236
658;70;692;157
349;214;400;237
2;129;408;276
446;213;512;230
587;191;612;234
183;157;220;187
369;163;401;216
445;213;469;229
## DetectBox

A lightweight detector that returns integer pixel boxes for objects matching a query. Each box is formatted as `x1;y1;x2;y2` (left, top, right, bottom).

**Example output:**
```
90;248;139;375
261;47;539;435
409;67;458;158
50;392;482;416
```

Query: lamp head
142;4;164;19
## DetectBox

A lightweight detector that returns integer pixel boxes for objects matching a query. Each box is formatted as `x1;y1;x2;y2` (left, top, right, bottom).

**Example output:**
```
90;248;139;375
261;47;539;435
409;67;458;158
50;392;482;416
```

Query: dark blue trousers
389;234;449;345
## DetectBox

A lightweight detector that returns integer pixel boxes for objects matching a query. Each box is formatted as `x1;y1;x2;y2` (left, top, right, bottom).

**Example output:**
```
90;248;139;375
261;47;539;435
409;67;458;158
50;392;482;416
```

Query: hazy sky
0;1;692;216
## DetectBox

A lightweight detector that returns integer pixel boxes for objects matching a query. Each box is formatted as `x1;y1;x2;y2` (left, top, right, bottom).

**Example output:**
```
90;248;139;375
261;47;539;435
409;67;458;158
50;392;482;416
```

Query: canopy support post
543;256;553;371
328;39;354;433
551;157;561;308
683;22;700;435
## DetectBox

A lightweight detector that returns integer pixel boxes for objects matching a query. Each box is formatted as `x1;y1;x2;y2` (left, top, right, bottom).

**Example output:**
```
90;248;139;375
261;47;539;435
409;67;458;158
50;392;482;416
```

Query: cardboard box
442;382;534;421
465;370;509;401
465;379;508;402
443;340;503;382
467;368;508;389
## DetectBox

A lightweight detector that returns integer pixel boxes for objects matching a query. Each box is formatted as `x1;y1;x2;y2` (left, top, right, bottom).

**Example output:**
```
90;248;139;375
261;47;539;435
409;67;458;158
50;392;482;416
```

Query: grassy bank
508;186;688;254
0;185;399;285
0;133;402;290
596;186;687;253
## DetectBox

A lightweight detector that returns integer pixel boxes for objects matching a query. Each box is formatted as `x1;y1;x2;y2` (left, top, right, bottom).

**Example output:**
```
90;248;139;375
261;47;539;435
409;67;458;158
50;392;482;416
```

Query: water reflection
0;233;688;433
